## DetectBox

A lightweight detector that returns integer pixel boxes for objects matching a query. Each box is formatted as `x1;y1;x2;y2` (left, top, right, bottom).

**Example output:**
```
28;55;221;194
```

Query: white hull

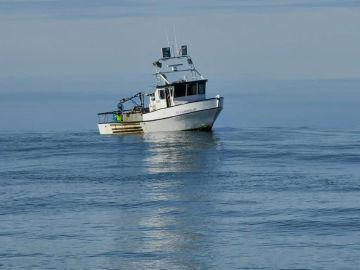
98;97;223;135
141;106;221;132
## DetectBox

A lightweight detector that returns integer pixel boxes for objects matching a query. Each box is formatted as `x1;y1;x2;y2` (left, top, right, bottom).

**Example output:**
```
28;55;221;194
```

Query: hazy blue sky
1;1;360;131
1;0;360;92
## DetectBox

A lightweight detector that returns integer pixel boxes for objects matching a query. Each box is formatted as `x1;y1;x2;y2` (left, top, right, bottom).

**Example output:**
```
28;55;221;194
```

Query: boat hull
141;107;221;132
97;97;223;134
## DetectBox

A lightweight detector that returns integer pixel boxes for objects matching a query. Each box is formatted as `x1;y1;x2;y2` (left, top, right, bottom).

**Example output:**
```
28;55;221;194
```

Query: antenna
164;29;170;47
173;25;179;56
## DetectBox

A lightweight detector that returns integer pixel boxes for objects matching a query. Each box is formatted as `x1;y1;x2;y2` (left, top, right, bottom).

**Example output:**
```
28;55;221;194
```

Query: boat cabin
149;79;207;111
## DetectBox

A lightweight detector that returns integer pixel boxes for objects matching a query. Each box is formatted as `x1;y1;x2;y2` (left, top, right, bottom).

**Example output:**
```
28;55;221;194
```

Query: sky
1;0;360;131
1;0;360;92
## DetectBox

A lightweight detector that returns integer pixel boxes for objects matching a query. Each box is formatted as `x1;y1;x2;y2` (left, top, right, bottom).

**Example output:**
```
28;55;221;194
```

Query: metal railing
97;111;121;124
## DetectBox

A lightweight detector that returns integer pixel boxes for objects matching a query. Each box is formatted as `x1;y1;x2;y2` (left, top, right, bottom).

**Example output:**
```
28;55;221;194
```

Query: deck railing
97;111;122;124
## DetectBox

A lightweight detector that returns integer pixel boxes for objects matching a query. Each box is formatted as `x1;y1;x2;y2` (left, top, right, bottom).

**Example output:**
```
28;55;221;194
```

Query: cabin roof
153;52;204;86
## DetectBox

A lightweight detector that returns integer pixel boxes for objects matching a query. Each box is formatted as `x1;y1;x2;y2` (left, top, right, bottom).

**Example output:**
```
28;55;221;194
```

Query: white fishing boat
97;45;223;134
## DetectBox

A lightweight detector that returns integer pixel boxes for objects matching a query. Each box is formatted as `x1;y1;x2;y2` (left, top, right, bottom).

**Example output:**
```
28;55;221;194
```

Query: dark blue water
1;127;360;269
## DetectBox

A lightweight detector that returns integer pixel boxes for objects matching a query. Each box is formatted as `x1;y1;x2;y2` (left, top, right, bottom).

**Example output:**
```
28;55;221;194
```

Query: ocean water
1;127;360;269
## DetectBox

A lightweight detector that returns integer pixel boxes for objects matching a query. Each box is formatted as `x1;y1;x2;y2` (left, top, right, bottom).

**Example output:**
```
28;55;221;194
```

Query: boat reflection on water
122;131;223;269
142;131;221;174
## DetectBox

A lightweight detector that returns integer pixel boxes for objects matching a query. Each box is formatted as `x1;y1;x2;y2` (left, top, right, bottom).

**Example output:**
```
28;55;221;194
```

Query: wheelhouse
149;80;207;111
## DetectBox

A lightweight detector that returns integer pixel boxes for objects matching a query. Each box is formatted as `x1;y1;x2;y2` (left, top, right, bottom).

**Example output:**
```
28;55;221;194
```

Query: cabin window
187;83;197;96
198;82;206;94
174;84;186;98
159;90;165;99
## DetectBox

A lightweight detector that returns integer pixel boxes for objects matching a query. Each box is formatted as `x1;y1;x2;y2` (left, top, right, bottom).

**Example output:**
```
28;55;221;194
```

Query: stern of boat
97;111;143;135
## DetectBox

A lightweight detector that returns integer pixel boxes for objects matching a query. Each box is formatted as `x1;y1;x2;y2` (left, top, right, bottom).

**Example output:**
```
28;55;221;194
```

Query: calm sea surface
1;127;360;269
